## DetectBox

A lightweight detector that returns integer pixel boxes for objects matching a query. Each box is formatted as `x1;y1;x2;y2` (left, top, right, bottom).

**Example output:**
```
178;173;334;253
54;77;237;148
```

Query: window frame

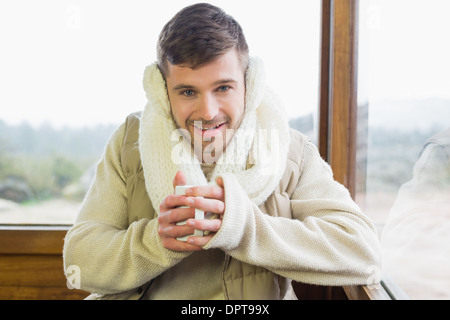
319;0;408;300
319;0;358;198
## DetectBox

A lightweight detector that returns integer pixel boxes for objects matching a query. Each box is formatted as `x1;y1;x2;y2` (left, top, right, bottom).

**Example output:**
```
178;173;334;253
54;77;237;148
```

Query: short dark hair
157;3;249;77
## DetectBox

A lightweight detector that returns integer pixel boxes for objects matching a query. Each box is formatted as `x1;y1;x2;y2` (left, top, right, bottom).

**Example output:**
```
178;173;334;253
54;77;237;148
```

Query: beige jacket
63;112;382;300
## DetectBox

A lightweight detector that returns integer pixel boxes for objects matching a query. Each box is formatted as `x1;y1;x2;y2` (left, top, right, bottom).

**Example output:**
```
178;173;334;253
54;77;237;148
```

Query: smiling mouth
191;121;227;139
193;123;225;131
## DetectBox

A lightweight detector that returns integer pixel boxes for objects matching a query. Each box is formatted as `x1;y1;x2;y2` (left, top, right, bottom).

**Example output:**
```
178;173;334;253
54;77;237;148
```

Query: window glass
0;0;320;224
357;0;450;299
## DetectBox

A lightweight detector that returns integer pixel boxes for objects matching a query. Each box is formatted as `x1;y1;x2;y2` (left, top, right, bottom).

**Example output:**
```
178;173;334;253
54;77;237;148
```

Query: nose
197;93;219;121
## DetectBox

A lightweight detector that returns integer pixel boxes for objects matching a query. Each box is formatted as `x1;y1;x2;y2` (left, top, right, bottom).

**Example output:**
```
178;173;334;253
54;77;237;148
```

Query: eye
217;85;230;92
182;90;195;97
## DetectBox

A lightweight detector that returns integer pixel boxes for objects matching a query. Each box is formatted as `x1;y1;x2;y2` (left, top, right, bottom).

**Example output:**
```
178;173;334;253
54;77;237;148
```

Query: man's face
165;49;246;163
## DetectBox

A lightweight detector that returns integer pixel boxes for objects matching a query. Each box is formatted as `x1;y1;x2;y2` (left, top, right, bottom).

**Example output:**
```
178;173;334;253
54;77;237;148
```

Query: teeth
195;124;221;130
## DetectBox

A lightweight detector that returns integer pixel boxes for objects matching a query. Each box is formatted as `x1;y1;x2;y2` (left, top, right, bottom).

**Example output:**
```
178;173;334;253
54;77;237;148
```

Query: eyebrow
172;79;238;92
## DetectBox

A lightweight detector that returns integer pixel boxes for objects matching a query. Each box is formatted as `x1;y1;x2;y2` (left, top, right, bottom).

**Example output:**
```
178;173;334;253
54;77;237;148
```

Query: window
0;0;321;225
356;0;450;299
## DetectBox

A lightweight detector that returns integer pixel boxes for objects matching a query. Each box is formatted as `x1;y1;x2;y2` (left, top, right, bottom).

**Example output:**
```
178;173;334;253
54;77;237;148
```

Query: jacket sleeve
63;123;190;295
204;141;382;286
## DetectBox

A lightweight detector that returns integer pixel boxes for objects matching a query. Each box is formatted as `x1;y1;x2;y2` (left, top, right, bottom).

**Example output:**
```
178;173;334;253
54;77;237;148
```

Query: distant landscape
357;98;449;222
0;121;117;203
0;98;448;224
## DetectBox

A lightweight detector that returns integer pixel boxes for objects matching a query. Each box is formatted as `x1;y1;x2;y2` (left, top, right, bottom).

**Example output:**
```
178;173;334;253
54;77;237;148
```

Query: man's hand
157;171;225;251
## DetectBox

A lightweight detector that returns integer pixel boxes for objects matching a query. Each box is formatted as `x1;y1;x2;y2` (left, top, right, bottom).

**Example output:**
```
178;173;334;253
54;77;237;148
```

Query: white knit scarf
139;57;291;214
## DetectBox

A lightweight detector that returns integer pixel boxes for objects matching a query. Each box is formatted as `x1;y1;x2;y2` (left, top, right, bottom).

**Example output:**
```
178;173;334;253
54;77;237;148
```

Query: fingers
185;234;215;247
159;194;185;214
158;221;193;238
157;218;218;252
158;237;204;252
185;184;224;201
185;196;225;215
157;206;193;225
187;218;221;233
157;208;204;252
183;183;225;215
158;172;226;252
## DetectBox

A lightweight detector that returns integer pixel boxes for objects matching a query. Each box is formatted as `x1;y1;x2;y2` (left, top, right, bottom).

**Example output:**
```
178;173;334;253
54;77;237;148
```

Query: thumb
215;176;224;189
172;171;187;191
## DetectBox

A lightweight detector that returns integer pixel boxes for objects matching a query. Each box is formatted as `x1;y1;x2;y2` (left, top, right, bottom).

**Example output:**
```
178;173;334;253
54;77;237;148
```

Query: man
63;3;381;300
